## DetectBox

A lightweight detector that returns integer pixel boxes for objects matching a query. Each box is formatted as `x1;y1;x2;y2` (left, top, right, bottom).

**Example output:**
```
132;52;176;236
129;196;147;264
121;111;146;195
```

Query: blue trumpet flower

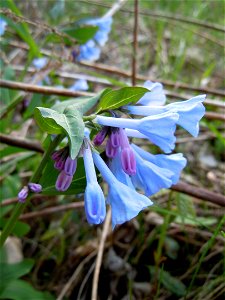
96;112;179;153
92;152;153;228
137;80;166;106
125;95;206;137
83;139;106;224
131;149;174;196
131;144;187;184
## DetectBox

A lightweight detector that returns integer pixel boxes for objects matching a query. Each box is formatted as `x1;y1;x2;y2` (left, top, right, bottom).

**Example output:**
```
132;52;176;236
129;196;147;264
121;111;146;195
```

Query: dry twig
91;209;112;300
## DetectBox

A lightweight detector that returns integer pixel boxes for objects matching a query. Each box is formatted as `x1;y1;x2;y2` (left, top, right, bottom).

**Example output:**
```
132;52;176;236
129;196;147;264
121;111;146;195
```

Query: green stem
0;95;24;119
0;134;63;247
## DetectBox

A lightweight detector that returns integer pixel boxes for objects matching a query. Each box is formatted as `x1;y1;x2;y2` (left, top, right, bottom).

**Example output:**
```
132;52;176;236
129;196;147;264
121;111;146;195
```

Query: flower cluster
18;80;205;228
72;16;113;62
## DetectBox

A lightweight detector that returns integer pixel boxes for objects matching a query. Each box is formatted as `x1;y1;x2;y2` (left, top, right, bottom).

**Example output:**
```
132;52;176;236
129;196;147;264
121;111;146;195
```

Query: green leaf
0;219;30;237
46;25;98;46
0;279;54;300
63;25;98;44
52;91;104;114
175;215;217;226
149;266;186;296
97;87;149;112
34;108;84;159
40;158;86;195
0;259;34;287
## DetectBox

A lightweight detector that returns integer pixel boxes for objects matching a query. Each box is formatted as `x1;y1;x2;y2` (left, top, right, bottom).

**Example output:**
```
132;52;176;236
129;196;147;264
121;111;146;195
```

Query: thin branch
79;61;225;97
11;64;225;109
0;133;44;153
82;1;225;33
0;79;94;97
1;80;224;121
91;209;111;300
20;202;84;220
132;0;138;86
0;195;53;207
204;112;225;122
7;40;225;97
171;181;225;207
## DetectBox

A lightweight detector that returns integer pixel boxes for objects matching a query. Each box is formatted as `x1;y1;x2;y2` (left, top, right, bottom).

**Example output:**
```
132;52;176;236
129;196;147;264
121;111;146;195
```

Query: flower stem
0;134;63;247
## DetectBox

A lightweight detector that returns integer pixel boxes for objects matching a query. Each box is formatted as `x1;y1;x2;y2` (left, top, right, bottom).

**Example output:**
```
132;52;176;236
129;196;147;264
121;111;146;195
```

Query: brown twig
0;133;44;153
171;181;225;207
0;79;94;98
6;40;225;97
91;209;111;300
20;202;84;220
0;194;53;207
1;80;224;121
79;61;225;97
132;0;138;86
11;64;225;109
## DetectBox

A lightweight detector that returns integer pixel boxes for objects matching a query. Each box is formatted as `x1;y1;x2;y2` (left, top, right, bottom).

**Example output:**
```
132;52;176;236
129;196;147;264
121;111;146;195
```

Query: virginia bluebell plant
18;80;206;228
72;16;113;62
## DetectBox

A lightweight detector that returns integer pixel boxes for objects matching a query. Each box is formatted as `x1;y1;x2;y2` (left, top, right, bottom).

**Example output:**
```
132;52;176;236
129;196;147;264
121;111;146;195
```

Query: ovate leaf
97;87;148;112
63;25;98;44
52;90;105;114
0;279;54;300
0;259;34;287
34;107;84;159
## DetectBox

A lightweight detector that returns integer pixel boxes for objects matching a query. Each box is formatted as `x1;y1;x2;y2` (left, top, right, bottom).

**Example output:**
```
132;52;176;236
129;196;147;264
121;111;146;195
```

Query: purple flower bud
119;129;136;175
121;147;136;175
64;157;77;176
55;171;73;192
110;129;120;148
54;156;66;171
28;183;42;193
51;148;67;161
106;138;117;158
93;126;109;146
18;186;29;203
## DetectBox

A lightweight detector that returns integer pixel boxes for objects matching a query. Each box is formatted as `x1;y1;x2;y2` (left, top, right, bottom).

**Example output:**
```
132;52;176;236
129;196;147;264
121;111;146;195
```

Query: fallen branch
7;40;225;97
20;202;84;220
0;194;53;207
79;61;225;97
11;64;225;109
0;133;44;153
171;182;225;207
0;79;94;98
1;80;224;121
91;209;111;300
